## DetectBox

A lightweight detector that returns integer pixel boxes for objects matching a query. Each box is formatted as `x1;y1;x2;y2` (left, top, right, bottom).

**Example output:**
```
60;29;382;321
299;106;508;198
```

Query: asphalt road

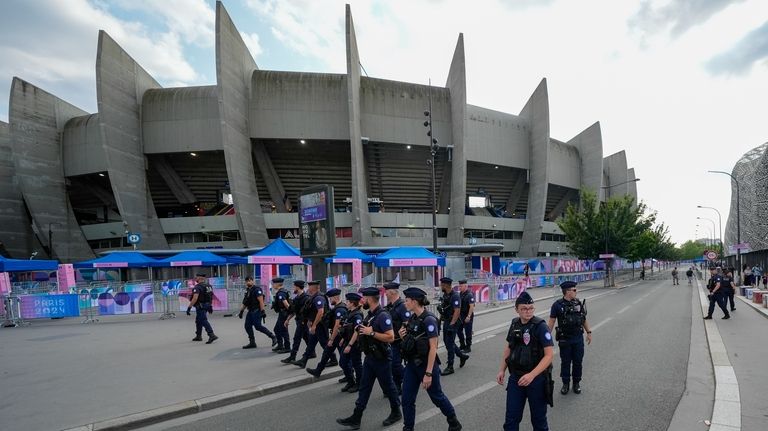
142;277;692;431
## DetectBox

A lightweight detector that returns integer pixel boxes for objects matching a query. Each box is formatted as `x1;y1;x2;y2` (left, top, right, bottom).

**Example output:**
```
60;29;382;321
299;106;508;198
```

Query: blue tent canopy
373;247;445;268
0;256;59;272
325;248;375;263
149;250;230;267
236;238;304;265
73;252;158;269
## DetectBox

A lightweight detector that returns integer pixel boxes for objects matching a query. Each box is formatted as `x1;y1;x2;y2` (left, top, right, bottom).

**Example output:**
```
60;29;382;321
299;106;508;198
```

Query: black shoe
307;353;317;359
703;316;713;320
306;367;321;378
291;358;307;368
722;315;730;319
731;307;736;311
441;366;455;376
459;355;468;368
277;348;291;354
447;414;463;431
191;336;203;341
271;337;278;347
205;334;218;344
346;383;359;393
272;344;282;352
561;383;570;395
339;376;349;384
336;410;362;429
340;382;355;392
573;382;581;394
459;345;467;352
382;409;402;426
327;358;339;367
242;341;257;349
281;355;296;364
464;346;472;353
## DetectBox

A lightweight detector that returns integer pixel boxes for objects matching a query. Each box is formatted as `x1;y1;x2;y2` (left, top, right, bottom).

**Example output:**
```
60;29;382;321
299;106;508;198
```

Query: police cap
307;280;321;286
326;288;342;297
195;272;207;277
560;280;577;291
515;291;534;306
244;276;254;282
383;282;400;290
293;280;306;288
458;279;468;285
360;286;381;297
345;292;362;301
271;277;284;283
439;277;453;284
403;287;427;300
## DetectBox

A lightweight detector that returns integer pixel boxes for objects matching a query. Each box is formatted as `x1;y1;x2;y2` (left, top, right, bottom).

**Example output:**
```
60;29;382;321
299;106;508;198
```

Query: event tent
373;247;445;267
0;256;58;272
149;250;230;267
73;252;158;269
324;248;374;263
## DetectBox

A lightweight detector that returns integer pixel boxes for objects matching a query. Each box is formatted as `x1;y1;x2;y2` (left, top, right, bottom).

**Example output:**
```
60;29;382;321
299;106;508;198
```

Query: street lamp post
423;81;439;253
600;177;641;286
696;216;717;255
708;171;741;278
697;205;723;255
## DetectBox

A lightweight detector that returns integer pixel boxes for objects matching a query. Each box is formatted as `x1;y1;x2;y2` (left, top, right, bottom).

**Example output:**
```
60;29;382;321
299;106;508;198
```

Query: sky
1;0;766;247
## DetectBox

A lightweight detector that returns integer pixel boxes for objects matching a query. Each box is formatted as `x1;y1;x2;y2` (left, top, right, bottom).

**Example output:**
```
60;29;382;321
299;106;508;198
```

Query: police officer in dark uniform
238;276;277;349
337;287;402;429
281;280;310;364
438;277;469;375
186;273;218;344
457;279;475;353
291;280;331;368
384;281;408;393
704;266;730;319
338;292;364;393
307;288;344;377
270;277;291;353
724;269;736;311
498;291;554;431
548;281;592;395
399;287;462;431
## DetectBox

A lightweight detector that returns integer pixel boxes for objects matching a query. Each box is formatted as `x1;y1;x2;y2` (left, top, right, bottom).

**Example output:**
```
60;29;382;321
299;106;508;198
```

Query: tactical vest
327;302;347;327
506;316;546;375
386;298;406;338
292;292;308;320
341;308;364;341
400;311;438;365
438;291;453;319
243;287;260;311
303;293;330;323
460;290;472;317
358;307;390;359
271;288;290;312
196;282;213;304
555;298;586;338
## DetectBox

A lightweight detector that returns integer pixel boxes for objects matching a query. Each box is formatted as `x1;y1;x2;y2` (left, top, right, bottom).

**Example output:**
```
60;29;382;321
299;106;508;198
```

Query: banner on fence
19;294;80;319
178;288;228;311
98;291;155;315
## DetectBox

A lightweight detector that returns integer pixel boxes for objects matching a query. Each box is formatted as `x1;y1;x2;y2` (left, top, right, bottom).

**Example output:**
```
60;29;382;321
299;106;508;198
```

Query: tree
677;240;707;261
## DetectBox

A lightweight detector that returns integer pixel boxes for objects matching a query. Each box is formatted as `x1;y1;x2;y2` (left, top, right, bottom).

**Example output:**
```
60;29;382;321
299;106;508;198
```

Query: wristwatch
586;331;592;334
425;371;433;377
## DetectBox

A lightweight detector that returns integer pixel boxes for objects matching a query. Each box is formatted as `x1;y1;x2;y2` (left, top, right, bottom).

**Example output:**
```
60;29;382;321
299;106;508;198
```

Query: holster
545;366;554;407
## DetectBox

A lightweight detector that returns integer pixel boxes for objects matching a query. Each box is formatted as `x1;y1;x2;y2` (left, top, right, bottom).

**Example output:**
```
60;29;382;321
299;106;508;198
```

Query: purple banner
299;191;327;223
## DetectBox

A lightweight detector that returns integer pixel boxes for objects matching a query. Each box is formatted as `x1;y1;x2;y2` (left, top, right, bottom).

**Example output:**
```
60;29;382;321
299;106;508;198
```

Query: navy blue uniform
457;289;475;349
504;317;553;431
706;275;730;318
243;286;275;342
401;311;456;429
440;290;468;367
301;293;331;361
354;307;400;413
313;303;346;373
723;275;736;310
289;292;310;357
192;283;213;337
550;298;585;385
272;288;291;350
339;308;364;385
386;298;409;390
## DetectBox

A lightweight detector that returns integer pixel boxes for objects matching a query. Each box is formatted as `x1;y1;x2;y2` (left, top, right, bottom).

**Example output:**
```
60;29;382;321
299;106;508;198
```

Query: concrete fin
627;167;638;206
567;121;603;201
505;170;527;216
547;189;577;221
603;150;629;199
216;0;267;246
96;30;169;250
151;156;197;204
0;120;37;258
251;140;287;212
446;33;467;246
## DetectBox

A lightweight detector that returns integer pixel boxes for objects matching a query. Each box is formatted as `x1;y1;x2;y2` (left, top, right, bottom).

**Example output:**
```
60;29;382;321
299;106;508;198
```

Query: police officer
186;273;218;344
548;281;591;395
238;276;277;349
336;286;402;429
497;291;554;431
399;287;463;431
438;277;469;375
724;270;736;311
704;266;730;319
384;281;408;393
270;277;291;353
307;288;344;377
281;280;310;364
291;280;331;368
457;279;475;353
338;292;364;393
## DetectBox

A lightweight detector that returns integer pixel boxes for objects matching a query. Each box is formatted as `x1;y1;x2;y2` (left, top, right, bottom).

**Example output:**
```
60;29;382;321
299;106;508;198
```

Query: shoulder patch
405;311;411;318
428;324;435;332
385;318;392;325
545;332;552;341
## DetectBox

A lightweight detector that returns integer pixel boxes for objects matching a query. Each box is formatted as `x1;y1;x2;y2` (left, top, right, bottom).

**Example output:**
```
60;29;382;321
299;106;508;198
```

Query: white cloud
241;32;264;59
111;0;216;47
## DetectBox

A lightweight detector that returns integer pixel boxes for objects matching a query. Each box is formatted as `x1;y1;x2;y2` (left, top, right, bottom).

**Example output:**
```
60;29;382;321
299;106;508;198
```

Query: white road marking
591;317;613;331
617;305;631;314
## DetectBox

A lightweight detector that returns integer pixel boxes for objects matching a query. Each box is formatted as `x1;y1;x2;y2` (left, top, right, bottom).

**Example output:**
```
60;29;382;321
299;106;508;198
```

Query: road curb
695;278;741;431
734;295;768;320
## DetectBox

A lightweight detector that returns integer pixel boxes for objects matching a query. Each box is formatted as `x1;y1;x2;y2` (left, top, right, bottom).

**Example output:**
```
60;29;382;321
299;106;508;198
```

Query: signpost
705;250;718;261
298;185;336;291
126;233;141;250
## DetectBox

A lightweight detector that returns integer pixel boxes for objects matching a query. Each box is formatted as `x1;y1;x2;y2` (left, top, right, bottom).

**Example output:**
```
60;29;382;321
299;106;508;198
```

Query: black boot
346;382;360;393
291;357;307;368
463;345;472;353
205;334;218;344
242;339;257;349
441;365;455;376
327;357;339;367
271;336;278;347
382;408;402;426
306;367;321;378
281;354;296;364
277;347;291;354
271;343;282;352
340;380;355;392
561;382;570;395
339;376;349;384
573;381;581;394
191;335;203;341
459;354;468;368
447;414;463;431
336;409;363;429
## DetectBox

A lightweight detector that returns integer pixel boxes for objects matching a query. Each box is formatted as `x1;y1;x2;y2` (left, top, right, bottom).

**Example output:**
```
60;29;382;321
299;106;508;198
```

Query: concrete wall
142;86;221;154
465;105;530;169
548;140;581;189
96;30;168;250
447;34;467;245
603;150;629;199
518;79;551;257
62;114;107;176
250;71;348;140
0;120;36;258
567;121;603;199
215;1;268;246
9;78;94;262
627;168;638;204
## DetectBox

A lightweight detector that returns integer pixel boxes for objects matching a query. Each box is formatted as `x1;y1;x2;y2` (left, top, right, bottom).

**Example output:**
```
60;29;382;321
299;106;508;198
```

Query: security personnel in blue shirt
384;281;409;393
281;280;310;364
307;288;344;377
457;279;475;353
270;277;291;353
187;273;217;344
238;276;277;349
399;287;463;431
292;280;331;368
704;266;730;319
497;291;554;431
438;277;469;375
337;286;402;429
338;292;364;393
548;281;592;395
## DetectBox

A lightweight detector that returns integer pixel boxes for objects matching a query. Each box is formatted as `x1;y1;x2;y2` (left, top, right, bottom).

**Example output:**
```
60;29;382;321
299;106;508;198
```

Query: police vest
327;303;347;327
460;290;473;317
196;282;213;304
555;298;586;338
400;311;438;365
341;308;364;341
358;307;390;359
438;292;454;318
303;293;330;323
271;288;290;312
386;298;406;336
292;292;308;319
506;316;546;375
243;287;260;311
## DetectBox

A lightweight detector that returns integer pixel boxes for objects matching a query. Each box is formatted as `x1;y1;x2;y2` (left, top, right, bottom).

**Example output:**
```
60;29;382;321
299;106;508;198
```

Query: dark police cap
307;280;321;286
293;280;306;288
403;287;427;300
345;292;362;301
360;286;381;297
458;279;468;285
560;281;577;291
245;276;254;281
439;277;453;284
195;272;207;277
326;288;342;297
383;282;400;290
271;277;284;283
515;291;534;306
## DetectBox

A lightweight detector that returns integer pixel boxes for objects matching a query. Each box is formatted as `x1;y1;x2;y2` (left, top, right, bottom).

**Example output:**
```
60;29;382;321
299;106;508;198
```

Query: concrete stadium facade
724;142;768;255
0;2;638;262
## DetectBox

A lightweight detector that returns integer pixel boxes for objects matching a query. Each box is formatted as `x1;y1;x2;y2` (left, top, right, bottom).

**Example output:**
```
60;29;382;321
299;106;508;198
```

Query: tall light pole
708;170;741;277
423;80;439;253
697;205;722;255
696;216;717;251
600;177;641;286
